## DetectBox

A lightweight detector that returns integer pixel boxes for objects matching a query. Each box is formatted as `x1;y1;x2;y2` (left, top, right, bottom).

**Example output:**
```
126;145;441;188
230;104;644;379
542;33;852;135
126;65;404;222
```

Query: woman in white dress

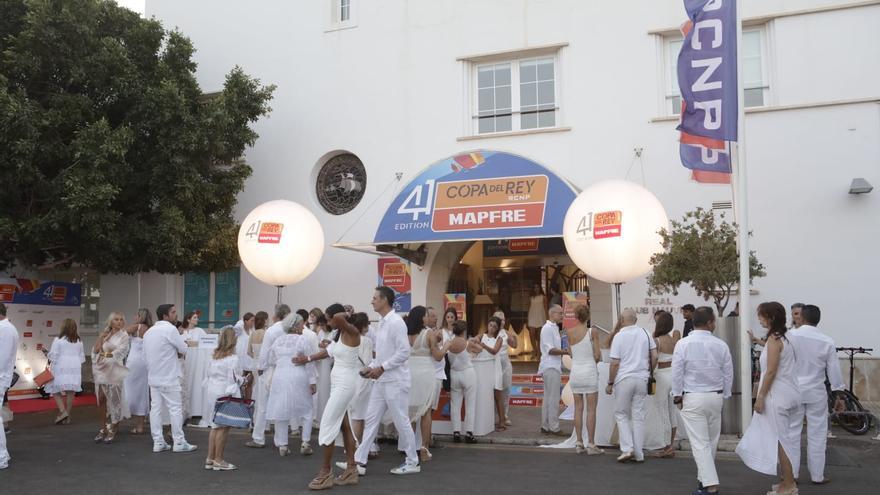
266;314;317;457
46;319;85;425
234;312;255;399
347;313;376;456
301;308;362;490
527;284;547;356
246;311;268;436
566;305;604;455
644;311;680;457
476;316;509;431
493;311;517;426
204;326;244;471
448;320;481;443
179;312;207;345
406;306;440;463
123;308;152;434
92;312;130;444
736;302;802;495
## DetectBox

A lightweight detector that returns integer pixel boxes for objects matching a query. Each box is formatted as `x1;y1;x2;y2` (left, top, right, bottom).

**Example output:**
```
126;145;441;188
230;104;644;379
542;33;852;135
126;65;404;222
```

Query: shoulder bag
643;328;656;395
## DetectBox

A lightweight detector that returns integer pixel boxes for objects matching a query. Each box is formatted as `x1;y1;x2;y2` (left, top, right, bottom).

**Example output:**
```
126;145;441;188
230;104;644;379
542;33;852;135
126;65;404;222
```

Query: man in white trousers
606;308;657;463
353;286;420;475
144;304;197;453
0;303;19;469
246;303;291;448
671;306;733;495
539;305;567;435
788;304;845;485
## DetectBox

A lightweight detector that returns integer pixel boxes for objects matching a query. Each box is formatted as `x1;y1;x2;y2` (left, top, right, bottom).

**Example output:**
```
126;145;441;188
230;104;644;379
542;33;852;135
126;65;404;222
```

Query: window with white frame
327;0;355;29
474;55;558;134
665;28;767;115
340;0;350;22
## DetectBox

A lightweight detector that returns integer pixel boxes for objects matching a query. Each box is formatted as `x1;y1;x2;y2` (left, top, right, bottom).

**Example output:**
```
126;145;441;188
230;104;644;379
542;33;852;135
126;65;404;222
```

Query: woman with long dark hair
179;312;206;346
736;302;801;495
46;319;85;425
124;308;153;434
406;306;437;462
645;311;680;457
448;320;481;443
477;316;508;431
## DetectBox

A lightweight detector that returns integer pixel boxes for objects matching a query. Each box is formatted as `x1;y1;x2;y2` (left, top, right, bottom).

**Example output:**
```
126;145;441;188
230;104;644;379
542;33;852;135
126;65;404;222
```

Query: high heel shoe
453;431;462;443
334;466;359;486
308;470;334;490
465;432;477;444
103;423;117;444
419;447;432;462
94;427;107;443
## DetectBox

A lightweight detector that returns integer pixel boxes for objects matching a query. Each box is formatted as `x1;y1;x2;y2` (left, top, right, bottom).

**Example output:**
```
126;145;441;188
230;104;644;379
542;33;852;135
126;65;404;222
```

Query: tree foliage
648;207;766;314
0;0;275;273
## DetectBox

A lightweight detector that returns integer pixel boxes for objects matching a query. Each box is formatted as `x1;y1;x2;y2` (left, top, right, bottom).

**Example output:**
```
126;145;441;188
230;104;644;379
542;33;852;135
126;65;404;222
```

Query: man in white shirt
788;304;845;485
539;305;567;435
607;308;657;463
672;306;733;494
144;303;197;453
246;303;291;448
0;303;20;469
354;286;420;475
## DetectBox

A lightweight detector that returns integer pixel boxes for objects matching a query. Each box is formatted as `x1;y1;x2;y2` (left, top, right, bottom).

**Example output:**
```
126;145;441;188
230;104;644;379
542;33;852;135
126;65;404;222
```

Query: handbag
643;329;656;396
212;396;254;428
34;368;54;387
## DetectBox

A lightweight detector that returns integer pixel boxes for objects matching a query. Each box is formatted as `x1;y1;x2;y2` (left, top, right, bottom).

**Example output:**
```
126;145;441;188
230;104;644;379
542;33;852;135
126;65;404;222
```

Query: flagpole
732;0;752;434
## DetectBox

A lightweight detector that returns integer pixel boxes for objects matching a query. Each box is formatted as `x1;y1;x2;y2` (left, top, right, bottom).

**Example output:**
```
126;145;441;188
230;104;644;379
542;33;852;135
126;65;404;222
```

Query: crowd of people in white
0;293;847;494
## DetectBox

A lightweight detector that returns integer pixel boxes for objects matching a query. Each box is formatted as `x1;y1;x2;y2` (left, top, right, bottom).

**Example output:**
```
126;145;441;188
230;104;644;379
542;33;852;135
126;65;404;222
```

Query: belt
99;352;114;358
683;390;722;394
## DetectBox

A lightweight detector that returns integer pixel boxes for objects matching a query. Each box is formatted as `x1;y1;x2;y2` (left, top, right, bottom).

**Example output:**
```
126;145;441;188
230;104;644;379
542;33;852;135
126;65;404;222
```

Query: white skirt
318;364;359;446
569;361;599;394
643;367;677;450
736;390;802;477
408;356;436;421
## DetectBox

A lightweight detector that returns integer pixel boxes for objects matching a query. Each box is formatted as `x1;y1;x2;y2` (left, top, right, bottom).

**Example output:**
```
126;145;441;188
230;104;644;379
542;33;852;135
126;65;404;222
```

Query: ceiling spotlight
849;178;873;195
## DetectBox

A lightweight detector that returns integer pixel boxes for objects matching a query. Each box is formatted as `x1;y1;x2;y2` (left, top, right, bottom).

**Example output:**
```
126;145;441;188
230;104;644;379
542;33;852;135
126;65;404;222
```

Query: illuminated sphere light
563;180;669;284
561;382;573;407
237;200;325;286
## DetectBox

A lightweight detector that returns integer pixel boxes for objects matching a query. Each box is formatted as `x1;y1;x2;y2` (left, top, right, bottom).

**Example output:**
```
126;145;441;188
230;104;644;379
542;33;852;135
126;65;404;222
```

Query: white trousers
150;385;186;447
251;372;270;444
613;376;648;459
799;399;828;483
273;416;312;447
679;392;724;487
541;368;561;432
354;380;418;465
451;367;477;433
0;387;8;467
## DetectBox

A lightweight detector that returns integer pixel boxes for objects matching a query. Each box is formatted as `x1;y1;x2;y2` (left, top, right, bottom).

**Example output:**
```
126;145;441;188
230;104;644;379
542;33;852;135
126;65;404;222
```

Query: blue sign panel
374;151;578;243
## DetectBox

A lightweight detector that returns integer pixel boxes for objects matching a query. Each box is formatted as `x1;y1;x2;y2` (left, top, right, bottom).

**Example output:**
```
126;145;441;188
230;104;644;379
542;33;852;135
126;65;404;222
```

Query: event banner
183;272;210;322
561;292;589;330
482;237;567;257
0;278;81;398
378;257;412;313
374;151;578;243
213;268;240;328
444;293;466;321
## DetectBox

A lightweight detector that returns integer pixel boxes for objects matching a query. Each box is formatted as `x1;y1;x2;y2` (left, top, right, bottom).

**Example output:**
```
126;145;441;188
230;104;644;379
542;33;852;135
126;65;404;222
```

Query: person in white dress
265;313;317;457
788;304;846;485
405;306;438;459
309;308;333;425
204;326;245;471
492;310;517;426
418;306;446;462
448;320;480;443
0;303;18;470
644;311;681;457
46;318;85;425
476;316;509;431
671;306;733;495
123;308;152;434
179;312;207;345
565;305;603;455
301;306;363;489
606;308;657;463
347;313;376;456
736;302;802;495
247;304;291;448
92;311;131;444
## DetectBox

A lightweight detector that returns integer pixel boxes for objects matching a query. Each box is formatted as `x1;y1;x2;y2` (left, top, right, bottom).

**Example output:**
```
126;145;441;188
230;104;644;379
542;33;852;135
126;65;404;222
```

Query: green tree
0;0;275;274
648;207;766;315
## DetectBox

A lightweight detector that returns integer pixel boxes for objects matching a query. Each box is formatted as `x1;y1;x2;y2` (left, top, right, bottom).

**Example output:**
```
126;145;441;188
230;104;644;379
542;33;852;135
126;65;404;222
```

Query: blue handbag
212;396;254;429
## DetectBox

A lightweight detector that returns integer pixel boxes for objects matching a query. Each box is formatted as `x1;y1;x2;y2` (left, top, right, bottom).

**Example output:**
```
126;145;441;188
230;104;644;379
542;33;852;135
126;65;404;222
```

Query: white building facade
90;0;880;394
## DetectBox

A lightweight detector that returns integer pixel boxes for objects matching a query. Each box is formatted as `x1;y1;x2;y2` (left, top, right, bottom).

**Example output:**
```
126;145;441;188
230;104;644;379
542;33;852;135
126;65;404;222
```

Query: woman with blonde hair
567;304;604;455
124;308;153;434
204;326;244;471
46;319;85;425
92;312;131;443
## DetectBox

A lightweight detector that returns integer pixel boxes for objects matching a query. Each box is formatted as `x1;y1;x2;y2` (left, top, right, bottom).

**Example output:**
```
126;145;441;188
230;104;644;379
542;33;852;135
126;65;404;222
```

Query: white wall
134;0;880;352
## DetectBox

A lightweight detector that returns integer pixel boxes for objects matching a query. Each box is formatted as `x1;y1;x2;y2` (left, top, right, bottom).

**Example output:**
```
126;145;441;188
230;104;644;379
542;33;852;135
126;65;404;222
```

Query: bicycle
828;347;874;435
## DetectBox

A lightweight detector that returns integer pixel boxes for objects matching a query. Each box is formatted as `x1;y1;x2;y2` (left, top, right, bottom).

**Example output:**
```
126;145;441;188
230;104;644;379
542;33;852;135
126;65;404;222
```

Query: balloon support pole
613;282;622;321
276;286;284;304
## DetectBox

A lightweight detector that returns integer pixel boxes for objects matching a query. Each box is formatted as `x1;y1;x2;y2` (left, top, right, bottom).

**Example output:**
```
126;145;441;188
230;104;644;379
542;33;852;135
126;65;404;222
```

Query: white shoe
278;446;290;457
616;452;633;463
153;443;171;453
390;460;420;475
336;462;365;475
300;442;313;455
173;442;198;453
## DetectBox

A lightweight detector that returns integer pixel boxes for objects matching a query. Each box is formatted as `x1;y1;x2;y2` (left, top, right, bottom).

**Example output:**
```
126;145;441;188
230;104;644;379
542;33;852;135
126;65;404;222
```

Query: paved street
2;407;879;494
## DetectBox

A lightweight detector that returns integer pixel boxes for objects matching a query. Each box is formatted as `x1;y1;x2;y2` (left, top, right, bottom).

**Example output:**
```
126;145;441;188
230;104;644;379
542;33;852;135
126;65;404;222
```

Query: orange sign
258;222;284;244
431;175;548;232
0;284;15;302
593;210;622;239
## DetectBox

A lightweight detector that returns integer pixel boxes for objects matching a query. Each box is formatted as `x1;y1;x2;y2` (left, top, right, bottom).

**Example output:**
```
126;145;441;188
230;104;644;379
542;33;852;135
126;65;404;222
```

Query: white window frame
325;0;357;32
660;25;769;116
468;52;562;136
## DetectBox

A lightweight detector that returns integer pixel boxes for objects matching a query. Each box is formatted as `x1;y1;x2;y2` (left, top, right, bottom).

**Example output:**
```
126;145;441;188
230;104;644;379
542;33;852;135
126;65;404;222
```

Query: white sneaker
173;442;198;453
300;442;313;455
390;460;420;475
336;462;365;475
0;462;8;470
153;443;171;453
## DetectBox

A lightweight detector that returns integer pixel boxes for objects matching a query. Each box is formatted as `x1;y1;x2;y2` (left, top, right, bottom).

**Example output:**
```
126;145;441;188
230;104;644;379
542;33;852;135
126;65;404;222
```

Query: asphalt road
2;408;879;494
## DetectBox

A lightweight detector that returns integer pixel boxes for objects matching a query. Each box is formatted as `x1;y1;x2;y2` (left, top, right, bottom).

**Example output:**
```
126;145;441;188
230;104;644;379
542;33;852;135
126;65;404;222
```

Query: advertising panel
377;257;411;313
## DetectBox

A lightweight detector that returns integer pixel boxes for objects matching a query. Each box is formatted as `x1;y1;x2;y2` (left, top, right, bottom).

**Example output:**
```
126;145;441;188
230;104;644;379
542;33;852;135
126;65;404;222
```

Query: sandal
103;424;118;444
334;466;359;486
453;432;462;443
308;471;334;490
55;412;69;425
94;427;107;443
495;424;507;432
575;441;585;454
465;432;477;444
419;447;432;463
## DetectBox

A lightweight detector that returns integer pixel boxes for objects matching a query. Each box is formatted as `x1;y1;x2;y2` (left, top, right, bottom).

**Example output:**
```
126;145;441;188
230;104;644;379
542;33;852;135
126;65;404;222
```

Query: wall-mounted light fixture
849;178;873;195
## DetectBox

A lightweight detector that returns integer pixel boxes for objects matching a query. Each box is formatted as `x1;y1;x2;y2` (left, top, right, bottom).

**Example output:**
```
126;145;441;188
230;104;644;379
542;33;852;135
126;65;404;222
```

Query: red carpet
8;394;97;414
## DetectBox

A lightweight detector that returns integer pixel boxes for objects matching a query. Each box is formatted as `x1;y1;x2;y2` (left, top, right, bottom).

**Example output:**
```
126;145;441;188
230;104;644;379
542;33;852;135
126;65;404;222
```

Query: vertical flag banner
377;257;412;313
676;0;738;184
444;293;467;321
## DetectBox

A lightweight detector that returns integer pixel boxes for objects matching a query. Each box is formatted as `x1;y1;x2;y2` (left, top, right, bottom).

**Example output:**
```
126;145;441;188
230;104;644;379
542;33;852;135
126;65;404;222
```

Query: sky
114;0;145;16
